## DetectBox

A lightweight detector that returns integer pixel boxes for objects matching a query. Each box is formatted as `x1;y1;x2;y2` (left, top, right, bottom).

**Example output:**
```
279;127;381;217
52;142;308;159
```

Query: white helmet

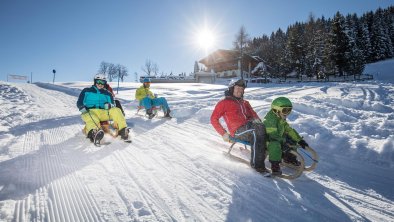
94;73;106;81
228;78;246;88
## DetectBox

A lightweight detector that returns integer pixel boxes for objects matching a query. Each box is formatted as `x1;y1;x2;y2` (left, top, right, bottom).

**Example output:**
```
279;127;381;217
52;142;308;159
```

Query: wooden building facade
198;49;263;78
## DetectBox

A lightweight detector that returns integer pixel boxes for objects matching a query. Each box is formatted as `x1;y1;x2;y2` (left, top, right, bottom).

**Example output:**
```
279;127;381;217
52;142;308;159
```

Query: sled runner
82;121;131;146
223;137;319;179
136;105;161;115
135;105;172;119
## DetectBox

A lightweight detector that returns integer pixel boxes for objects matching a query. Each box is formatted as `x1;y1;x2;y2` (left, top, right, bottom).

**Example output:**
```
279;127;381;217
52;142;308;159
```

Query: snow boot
255;167;269;173
270;161;282;176
119;127;131;143
283;152;301;166
87;129;104;145
254;161;268;173
164;109;172;119
146;109;155;119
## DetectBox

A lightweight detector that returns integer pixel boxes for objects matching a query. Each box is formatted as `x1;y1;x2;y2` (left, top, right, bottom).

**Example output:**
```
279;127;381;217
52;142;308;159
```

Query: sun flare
195;29;216;52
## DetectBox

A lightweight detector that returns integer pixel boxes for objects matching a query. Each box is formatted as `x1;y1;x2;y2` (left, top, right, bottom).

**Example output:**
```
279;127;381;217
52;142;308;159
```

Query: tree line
243;6;394;79
97;60;162;82
97;61;128;82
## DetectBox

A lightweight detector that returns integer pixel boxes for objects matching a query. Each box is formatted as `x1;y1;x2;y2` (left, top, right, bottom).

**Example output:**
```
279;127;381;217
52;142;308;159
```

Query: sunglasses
95;79;107;85
280;107;292;115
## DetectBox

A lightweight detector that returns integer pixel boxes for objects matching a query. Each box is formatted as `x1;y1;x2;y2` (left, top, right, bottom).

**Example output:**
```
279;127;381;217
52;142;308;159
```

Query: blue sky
1;0;393;83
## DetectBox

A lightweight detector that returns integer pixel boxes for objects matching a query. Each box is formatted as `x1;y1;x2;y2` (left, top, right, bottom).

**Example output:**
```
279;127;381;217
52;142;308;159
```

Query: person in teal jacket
263;97;309;175
77;74;129;143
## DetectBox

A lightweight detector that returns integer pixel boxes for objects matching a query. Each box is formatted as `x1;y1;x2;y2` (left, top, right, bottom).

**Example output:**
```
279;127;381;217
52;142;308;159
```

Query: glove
79;106;88;114
252;118;262;124
104;103;113;110
222;132;230;142
298;140;309;149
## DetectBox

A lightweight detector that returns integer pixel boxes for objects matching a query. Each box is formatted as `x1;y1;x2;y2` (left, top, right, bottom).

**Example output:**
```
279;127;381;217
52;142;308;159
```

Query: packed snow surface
0;60;393;221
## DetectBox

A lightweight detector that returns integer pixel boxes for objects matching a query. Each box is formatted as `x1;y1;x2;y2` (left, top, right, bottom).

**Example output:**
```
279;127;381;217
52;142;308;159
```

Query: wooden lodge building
198;49;263;79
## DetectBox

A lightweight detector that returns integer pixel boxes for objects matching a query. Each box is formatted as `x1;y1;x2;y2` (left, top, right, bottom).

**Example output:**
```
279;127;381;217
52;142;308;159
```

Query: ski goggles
95;79;107;85
279;107;292;115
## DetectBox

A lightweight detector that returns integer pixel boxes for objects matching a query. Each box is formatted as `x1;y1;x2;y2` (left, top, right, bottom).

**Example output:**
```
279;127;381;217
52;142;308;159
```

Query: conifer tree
326;12;352;76
286;22;306;78
370;8;393;60
194;61;199;73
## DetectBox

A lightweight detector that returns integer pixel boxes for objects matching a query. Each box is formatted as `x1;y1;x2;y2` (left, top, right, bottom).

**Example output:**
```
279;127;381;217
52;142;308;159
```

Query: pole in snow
52;69;56;84
117;69;120;94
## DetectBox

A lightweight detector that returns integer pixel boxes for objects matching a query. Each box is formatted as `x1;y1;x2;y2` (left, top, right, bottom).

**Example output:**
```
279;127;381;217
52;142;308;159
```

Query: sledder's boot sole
93;130;105;146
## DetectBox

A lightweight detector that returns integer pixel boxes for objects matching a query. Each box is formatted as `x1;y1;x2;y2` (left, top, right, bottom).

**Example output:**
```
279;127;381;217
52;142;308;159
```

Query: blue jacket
77;85;114;110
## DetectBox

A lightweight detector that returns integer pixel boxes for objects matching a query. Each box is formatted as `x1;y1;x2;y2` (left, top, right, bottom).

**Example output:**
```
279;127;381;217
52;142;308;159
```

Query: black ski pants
234;121;266;169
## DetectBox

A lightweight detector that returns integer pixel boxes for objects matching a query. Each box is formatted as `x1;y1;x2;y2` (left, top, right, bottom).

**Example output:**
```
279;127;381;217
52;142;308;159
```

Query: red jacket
211;96;259;136
105;84;115;97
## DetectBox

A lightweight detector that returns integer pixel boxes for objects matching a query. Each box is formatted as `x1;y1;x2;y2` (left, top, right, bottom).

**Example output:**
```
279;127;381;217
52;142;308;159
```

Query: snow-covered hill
0;60;393;221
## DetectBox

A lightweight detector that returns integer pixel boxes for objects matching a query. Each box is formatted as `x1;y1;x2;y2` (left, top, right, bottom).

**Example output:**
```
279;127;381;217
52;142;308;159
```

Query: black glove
298;140;309;149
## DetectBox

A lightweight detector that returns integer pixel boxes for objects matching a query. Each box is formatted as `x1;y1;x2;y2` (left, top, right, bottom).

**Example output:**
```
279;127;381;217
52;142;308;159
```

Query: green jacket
135;85;154;101
263;109;302;161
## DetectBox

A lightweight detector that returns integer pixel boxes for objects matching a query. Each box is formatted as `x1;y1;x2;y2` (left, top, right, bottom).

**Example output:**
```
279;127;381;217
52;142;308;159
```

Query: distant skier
263;97;309;175
211;79;267;173
135;77;172;119
77;74;130;143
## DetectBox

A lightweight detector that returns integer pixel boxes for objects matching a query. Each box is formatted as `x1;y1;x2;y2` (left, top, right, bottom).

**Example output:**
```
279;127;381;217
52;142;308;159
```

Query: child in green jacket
263;97;309;175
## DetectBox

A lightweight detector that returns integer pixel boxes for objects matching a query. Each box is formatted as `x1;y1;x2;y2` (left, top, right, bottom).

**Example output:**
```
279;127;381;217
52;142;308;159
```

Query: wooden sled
82;121;119;138
225;138;319;180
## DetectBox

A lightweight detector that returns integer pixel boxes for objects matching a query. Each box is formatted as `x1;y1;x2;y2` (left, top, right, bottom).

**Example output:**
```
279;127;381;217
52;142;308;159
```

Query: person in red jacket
211;79;267;172
104;82;125;116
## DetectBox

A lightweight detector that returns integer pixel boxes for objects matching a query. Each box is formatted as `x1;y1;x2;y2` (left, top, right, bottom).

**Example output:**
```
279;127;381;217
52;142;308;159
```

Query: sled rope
299;148;319;163
87;110;101;129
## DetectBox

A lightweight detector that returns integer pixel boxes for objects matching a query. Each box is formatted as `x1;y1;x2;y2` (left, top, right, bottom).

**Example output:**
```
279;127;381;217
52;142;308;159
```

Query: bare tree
97;61;128;82
152;63;159;76
233;25;250;50
233;25;250;79
142;59;153;76
107;63;117;82
98;61;110;75
118;64;128;82
134;72;139;82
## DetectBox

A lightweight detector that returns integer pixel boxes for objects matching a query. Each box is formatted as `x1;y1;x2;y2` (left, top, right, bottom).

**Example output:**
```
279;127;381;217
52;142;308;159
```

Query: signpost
7;74;28;82
52;69;56;84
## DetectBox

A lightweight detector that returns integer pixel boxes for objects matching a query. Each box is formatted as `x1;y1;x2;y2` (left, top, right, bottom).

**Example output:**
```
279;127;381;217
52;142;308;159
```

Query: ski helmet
228;78;247;88
94;73;107;85
94;73;106;81
271;97;293;115
143;77;151;83
227;78;246;97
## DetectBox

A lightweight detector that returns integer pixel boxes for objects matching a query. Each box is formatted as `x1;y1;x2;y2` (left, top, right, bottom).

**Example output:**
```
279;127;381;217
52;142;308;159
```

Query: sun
195;29;216;53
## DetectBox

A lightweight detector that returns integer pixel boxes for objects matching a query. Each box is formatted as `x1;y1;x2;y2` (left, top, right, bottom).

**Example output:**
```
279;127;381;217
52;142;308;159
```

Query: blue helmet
143;78;151;83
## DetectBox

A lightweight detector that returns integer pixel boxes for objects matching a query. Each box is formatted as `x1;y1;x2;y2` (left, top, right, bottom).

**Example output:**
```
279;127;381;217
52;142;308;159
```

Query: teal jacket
77;85;114;110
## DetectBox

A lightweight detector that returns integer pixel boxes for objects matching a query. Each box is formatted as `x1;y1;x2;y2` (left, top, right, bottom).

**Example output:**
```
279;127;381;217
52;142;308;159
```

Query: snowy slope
0;60;393;221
